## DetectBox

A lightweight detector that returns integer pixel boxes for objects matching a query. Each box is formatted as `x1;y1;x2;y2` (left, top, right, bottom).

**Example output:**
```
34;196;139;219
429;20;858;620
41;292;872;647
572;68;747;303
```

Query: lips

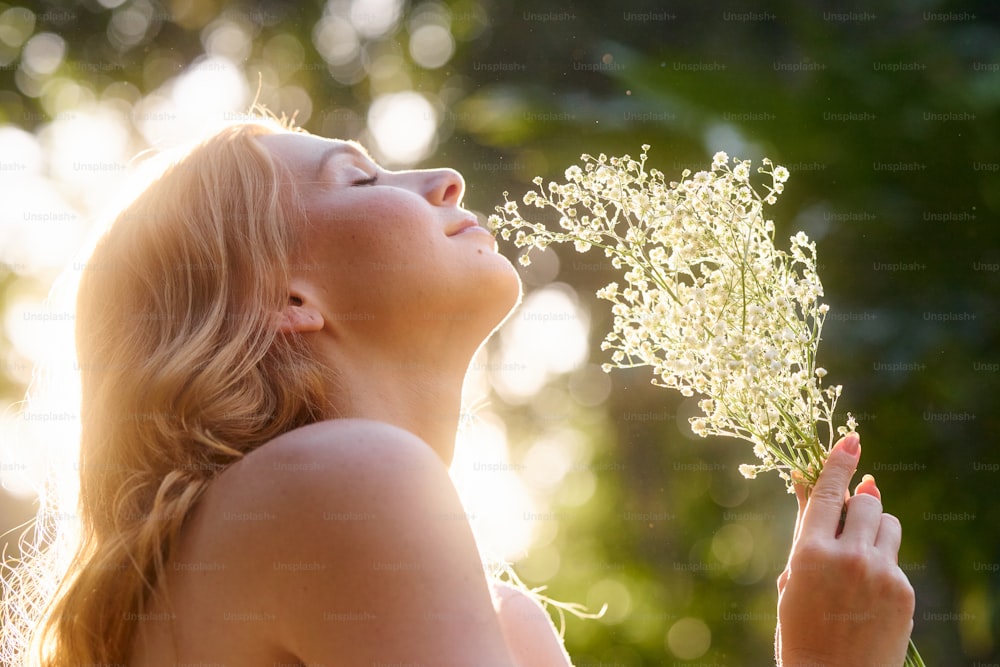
446;216;491;237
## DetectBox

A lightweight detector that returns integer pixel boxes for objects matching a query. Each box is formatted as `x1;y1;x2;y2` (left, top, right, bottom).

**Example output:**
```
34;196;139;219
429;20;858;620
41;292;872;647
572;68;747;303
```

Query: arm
491;580;574;667
775;433;915;667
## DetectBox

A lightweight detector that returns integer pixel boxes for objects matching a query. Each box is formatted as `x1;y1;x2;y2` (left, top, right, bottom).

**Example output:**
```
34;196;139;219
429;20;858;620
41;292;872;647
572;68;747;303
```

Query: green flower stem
904;639;926;666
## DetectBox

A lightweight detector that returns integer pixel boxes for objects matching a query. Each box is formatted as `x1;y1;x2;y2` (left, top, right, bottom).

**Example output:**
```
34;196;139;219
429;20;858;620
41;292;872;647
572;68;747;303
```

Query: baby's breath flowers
489;146;855;491
490;146;927;666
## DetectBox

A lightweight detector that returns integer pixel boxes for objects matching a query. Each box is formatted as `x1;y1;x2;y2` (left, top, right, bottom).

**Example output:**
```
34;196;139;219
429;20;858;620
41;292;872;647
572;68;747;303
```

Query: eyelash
352;174;378;186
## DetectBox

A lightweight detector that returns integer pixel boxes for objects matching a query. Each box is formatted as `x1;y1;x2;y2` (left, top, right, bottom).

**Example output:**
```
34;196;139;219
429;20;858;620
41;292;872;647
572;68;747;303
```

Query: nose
421;168;465;207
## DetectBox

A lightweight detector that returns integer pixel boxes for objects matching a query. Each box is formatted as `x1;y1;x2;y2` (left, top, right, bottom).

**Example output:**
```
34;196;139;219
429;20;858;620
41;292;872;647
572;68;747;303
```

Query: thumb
801;432;861;532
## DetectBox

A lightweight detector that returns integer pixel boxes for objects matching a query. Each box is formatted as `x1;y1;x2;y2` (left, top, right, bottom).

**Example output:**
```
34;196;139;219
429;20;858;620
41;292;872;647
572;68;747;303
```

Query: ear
277;287;324;335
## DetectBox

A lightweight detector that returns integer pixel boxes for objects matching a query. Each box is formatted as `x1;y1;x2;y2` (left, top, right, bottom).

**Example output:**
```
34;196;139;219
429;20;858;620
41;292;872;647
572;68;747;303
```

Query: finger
874;512;903;560
790;478;808;543
839;491;883;545
799;432;860;536
854;473;881;500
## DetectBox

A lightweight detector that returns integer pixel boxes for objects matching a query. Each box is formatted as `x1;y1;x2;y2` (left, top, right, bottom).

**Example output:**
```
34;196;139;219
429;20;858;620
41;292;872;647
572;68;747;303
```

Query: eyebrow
314;141;374;180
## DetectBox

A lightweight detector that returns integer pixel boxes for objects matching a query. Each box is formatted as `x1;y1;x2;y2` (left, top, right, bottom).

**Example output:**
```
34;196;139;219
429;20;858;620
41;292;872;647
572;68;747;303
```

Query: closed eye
352;174;378;186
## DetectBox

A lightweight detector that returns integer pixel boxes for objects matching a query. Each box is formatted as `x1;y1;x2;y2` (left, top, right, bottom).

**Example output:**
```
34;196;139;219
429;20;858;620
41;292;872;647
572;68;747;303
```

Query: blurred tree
1;0;998;664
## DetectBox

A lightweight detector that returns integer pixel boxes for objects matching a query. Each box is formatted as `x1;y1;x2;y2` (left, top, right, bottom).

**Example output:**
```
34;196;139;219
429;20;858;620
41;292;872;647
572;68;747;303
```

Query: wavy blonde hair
1;119;335;665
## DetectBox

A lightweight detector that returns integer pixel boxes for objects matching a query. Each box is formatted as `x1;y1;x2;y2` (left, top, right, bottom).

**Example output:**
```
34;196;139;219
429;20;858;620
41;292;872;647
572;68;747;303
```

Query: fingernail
840;432;860;456
858;473;881;499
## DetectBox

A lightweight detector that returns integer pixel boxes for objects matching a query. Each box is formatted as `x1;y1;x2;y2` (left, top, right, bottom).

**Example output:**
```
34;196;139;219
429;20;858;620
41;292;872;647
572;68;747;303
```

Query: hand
775;433;915;667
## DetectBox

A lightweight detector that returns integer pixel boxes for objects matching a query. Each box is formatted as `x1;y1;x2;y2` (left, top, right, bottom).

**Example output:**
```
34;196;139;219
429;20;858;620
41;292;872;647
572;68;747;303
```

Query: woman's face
259;131;521;358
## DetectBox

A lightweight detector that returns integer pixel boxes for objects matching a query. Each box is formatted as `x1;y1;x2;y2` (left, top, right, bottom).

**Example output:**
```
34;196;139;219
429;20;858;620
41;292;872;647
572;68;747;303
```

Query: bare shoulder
188;418;462;573
197;417;459;556
238;416;442;475
184;418;447;551
178;419;516;666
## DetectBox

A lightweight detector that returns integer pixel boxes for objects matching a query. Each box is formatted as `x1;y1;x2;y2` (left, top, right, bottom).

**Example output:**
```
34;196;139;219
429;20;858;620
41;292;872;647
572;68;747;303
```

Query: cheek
301;201;446;300
349;219;441;273
304;199;432;263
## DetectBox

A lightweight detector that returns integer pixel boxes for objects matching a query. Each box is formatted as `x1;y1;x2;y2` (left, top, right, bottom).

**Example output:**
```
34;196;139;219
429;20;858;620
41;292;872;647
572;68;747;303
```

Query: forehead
257;132;372;176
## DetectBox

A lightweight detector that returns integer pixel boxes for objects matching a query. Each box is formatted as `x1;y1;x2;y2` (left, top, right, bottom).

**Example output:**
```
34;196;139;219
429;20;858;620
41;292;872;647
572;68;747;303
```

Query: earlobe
278;299;324;334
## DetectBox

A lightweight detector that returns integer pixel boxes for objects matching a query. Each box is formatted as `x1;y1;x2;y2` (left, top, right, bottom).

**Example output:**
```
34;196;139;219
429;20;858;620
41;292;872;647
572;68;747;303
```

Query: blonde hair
1;120;335;665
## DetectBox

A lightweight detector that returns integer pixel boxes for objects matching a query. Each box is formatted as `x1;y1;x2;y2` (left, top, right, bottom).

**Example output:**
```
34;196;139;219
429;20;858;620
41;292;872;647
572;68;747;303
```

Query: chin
492;254;524;315
471;258;523;343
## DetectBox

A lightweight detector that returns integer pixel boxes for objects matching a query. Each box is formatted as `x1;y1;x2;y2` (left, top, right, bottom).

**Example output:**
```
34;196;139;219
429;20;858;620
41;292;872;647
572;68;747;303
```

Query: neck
313;334;475;465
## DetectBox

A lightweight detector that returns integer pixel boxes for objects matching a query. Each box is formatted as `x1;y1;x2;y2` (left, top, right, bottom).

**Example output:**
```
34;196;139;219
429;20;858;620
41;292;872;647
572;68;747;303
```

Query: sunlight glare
450;414;536;562
312;15;360;66
1;283;82;502
108;0;154;50
38;108;131;217
134;55;250;147
0;7;36;50
521;428;587;491
202;18;253;62
367;91;437;166
409;23;454;69
666;617;712;660
348;0;403;39
492;283;590;402
21;32;66;76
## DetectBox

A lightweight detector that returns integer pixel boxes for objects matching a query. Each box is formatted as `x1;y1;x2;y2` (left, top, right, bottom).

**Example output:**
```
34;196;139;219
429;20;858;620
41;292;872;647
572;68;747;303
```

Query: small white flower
596;282;618;300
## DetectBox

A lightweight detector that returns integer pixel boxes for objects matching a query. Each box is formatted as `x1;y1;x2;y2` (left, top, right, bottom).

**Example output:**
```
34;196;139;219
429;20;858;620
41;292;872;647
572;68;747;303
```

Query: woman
1;119;914;666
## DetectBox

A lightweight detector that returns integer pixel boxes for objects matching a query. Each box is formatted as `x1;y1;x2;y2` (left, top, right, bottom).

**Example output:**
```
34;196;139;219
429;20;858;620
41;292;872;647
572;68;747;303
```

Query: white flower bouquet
490;146;846;488
489;146;925;666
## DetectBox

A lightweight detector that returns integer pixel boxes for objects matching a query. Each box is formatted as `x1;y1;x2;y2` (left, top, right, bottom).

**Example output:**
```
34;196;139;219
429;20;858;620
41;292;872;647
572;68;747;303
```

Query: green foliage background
2;0;998;664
